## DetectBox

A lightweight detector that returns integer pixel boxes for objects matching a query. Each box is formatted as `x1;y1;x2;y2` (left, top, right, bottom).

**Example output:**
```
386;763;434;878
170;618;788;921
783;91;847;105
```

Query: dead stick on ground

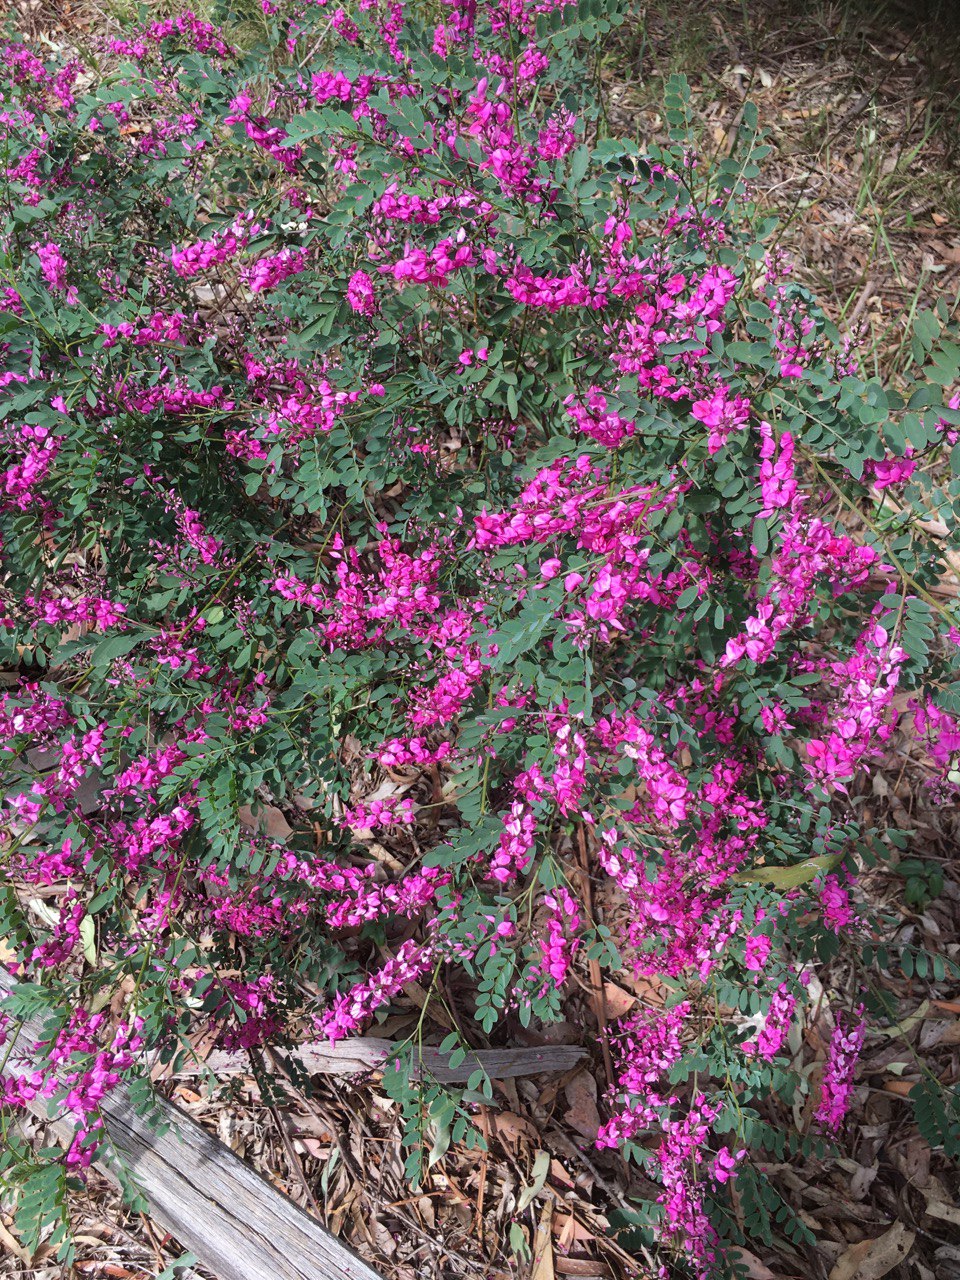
847;278;876;329
270;1100;326;1220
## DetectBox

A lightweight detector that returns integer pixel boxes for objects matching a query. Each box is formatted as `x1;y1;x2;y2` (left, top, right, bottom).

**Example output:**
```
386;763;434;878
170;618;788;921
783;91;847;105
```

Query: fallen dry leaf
828;1222;915;1280
532;1201;555;1280
489;1110;539;1152
238;803;292;842
601;982;636;1019
0;1218;30;1264
400;978;456;1030
563;1071;601;1141
554;1214;597;1247
731;1249;776;1280
924;1197;960;1230
849;1162;879;1201
296;1136;329;1159
76;1267;138;1278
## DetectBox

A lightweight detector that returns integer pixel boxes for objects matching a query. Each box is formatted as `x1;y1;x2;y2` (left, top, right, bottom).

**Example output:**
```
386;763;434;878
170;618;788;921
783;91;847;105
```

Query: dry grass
603;0;960;382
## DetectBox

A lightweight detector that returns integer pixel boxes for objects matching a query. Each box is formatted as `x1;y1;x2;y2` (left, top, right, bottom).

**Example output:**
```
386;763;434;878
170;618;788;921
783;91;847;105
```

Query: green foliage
911;1077;960;1160
1;2;959;1274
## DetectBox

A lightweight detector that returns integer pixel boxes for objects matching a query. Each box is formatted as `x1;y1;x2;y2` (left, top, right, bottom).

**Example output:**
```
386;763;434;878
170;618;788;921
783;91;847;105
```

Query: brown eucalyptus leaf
828;1222;915;1280
563;1071;600;1141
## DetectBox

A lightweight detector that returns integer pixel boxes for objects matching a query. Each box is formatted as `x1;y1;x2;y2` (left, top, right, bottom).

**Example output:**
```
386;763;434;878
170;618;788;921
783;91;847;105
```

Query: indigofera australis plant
1;0;959;1272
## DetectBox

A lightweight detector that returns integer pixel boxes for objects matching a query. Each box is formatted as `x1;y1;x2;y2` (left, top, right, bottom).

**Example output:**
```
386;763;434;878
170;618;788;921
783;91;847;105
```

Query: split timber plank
202;1037;587;1082
0;968;385;1280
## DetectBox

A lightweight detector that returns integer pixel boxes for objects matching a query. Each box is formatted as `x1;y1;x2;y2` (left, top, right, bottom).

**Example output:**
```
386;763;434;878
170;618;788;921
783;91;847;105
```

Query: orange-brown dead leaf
601;982;636;1020
563;1071;601;1142
488;1109;538;1152
554;1214;597;1248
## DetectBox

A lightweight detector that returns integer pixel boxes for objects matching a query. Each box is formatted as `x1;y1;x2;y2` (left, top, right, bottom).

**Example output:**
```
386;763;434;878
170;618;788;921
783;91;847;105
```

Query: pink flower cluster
243;247;309;294
2;1008;144;1167
722;505;881;669
744;983;797;1059
815;1005;866;1132
805;625;906;792
597;1006;730;1264
315;938;434;1042
171;212;264;277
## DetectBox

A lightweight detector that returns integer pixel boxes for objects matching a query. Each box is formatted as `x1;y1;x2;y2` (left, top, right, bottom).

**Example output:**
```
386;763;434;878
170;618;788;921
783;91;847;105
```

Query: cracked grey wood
1;967;384;1280
1;968;586;1279
203;1037;587;1083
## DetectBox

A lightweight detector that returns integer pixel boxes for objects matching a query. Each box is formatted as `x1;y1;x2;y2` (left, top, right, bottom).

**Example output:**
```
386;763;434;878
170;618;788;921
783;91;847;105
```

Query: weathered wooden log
1;968;587;1279
201;1037;587;1083
1;968;384;1280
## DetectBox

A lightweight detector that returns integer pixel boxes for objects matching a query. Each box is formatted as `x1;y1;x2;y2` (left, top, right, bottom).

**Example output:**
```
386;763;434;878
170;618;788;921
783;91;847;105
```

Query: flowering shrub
2;0;960;1272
